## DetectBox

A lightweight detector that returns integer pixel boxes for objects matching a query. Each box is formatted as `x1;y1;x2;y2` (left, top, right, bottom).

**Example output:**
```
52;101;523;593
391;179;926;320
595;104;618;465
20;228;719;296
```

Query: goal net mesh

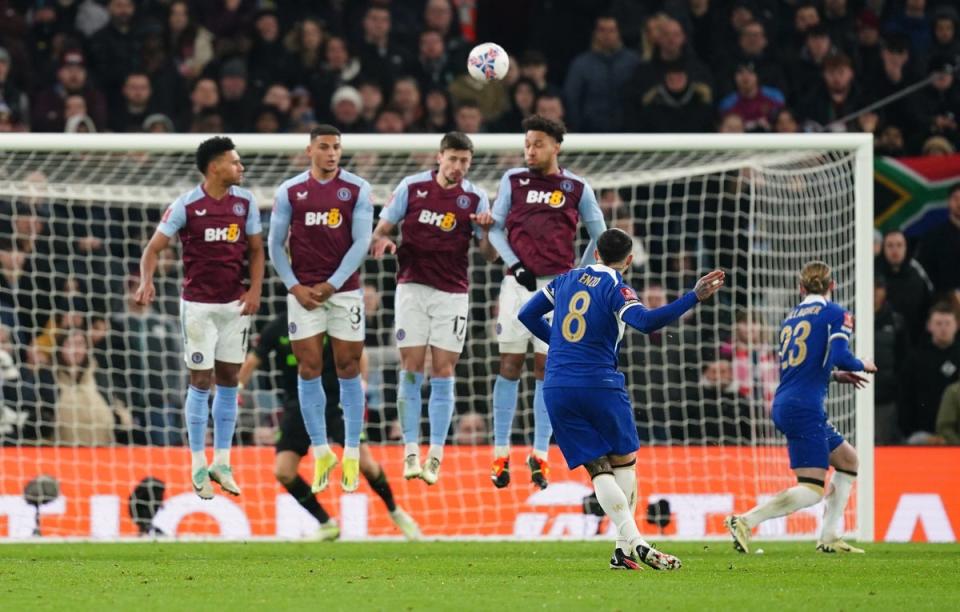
0;139;860;540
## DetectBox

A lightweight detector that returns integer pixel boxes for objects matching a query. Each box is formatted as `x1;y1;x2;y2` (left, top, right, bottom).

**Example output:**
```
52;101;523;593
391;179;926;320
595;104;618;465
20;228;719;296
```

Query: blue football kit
518;264;699;468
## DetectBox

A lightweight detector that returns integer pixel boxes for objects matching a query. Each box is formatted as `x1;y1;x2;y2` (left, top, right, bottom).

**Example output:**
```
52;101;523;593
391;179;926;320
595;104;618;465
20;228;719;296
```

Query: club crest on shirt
843;312;854;332
620;286;638;301
337;187;351;202
456;195;471;209
396;328;406;341
561;179;574;193
233;203;246;216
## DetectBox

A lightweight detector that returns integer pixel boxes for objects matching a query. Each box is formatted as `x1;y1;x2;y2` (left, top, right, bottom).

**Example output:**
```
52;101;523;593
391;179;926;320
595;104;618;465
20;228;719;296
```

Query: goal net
0;133;873;541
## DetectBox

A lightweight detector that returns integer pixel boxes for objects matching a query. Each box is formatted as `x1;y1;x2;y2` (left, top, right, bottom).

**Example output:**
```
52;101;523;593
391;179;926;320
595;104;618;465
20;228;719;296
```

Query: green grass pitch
2;542;958;611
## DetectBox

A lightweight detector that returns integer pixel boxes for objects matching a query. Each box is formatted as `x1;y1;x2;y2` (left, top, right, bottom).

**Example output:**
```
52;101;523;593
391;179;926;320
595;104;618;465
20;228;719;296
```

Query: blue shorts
542;386;640;469
772;401;845;469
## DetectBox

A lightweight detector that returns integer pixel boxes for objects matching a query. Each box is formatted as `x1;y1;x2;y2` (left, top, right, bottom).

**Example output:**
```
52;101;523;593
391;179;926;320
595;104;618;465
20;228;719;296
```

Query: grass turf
2;541;958;611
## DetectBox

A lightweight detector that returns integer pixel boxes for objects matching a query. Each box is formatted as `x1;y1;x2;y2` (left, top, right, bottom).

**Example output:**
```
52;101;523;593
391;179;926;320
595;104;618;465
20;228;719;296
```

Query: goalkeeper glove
510;263;537;292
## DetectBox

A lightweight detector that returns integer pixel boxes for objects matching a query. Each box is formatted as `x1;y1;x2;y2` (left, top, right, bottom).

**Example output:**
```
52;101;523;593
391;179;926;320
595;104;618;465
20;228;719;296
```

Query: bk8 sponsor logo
418;209;457;231
204;223;240;242
305;209;343;228
526;190;565;208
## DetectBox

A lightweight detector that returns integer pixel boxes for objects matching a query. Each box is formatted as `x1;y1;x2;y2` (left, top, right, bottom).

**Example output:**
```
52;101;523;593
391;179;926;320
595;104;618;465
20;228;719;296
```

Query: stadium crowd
2;0;960;449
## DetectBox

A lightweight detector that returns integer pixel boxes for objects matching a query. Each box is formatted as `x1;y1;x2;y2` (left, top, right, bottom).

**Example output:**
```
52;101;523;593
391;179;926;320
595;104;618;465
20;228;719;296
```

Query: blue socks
184;385;210;453
427;377;455;448
398;370;425;446
212;385;238;450
297;375;328;447
339;375;365;449
533;379;552;455
493;375;519;449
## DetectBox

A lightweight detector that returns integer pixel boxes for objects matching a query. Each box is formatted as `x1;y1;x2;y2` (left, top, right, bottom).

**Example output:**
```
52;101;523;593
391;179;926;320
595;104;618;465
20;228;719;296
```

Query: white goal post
0;132;873;542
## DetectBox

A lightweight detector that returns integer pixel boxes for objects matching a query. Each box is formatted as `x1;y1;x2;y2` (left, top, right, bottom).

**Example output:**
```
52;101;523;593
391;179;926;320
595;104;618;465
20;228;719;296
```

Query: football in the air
467;42;509;81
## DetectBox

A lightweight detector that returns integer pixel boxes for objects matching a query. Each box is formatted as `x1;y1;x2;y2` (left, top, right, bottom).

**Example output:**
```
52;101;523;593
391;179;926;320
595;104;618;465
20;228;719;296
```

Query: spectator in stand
936;381;960;444
718;112;745;133
1;323;55;444
357;5;411;93
563;15;640;132
720;310;779;409
922;135;955;155
413;30;458;94
262;84;292;120
356;79;384;126
797;53;866;131
632;62;714;133
165;0;213;82
329;85;370;133
143;113;174;133
773;107;801;133
0;102;15;132
311;35;363;119
248;7;287;96
788;25;837;100
54;329;133;446
856;9;883;90
218;58;255;132
288;86;317;132
916;183;960;298
178;77;218;132
87;0;142;106
422;87;454;133
31;49;107;132
453;100;483;133
283;17;325;96
900;302;960;444
884;0;933;59
874;274;909;444
533;92;564;124
423;0;468;65
624;16;713;112
789;2;823;52
391;76;424;131
866;35;919;135
677;358;753;445
909;56;960;151
188;108;222;133
717;20;788;98
718;61;785;132
517;50;553;94
374;104;406;133
0;47;28;130
877;229;934;342
493;77;537;132
253;105;284;133
931;6;960;62
108;72;154;133
453;411;488;445
822;0;857;55
108;275;183;446
140;27;185;121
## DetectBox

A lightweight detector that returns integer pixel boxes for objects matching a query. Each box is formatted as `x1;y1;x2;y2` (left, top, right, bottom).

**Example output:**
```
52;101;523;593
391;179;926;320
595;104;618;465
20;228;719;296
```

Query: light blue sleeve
491;171;515;225
328;182;374;290
489;171;521;266
157;197;187;237
578;183;605;266
245;196;263;235
267;185;299;290
379;179;409;224
471;189;490;239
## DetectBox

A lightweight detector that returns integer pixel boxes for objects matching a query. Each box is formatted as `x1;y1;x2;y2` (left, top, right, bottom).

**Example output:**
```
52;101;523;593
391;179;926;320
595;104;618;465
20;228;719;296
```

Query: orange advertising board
1;446;956;541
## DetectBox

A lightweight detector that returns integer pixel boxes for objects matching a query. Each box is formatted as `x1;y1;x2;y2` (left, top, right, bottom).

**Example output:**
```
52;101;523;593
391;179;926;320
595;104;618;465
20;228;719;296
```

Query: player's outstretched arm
135;230;172;305
621;270;725;334
828;336;874;373
518;290;554;344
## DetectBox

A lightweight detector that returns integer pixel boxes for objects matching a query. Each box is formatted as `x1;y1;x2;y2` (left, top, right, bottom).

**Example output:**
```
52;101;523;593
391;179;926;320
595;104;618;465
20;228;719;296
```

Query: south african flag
874;153;960;238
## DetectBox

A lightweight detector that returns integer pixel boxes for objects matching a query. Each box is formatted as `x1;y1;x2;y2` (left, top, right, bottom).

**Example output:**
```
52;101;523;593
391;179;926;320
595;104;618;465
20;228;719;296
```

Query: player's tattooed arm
693;269;725;302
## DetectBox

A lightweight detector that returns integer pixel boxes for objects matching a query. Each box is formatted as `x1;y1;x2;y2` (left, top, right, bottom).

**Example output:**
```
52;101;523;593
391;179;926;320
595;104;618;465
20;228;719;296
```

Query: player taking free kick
268;125;374;493
518;228;724;570
137;136;264;500
725;261;876;554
